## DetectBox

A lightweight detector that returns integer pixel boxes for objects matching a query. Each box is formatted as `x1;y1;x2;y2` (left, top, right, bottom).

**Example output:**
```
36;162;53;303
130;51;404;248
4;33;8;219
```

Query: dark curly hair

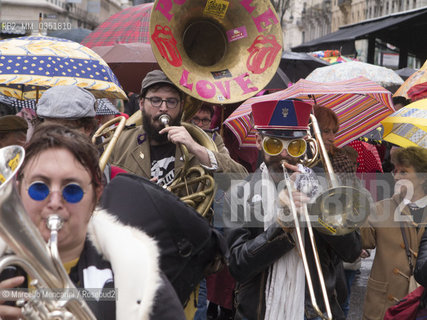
17;123;102;193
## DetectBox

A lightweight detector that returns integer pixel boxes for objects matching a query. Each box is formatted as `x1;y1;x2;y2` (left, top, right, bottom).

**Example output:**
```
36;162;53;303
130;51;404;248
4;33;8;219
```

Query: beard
262;152;300;183
142;108;183;144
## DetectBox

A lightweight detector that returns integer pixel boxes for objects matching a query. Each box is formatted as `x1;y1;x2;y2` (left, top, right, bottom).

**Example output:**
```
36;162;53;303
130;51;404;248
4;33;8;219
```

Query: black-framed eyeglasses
27;181;86;204
191;117;211;126
144;96;180;109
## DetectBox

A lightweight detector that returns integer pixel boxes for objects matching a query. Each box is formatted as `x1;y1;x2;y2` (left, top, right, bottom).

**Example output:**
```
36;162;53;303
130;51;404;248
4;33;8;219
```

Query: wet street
347;250;375;320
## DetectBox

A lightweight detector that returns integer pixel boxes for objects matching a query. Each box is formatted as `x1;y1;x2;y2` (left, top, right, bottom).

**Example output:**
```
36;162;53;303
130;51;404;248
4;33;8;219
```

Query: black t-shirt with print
150;143;176;187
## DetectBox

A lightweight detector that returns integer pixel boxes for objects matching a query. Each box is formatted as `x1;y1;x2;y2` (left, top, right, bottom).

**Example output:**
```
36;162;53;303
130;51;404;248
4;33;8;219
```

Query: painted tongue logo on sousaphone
149;0;283;104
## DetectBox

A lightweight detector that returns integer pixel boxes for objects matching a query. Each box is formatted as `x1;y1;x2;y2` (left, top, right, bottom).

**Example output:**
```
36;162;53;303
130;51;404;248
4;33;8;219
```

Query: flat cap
0;115;28;132
36;85;96;120
140;70;176;96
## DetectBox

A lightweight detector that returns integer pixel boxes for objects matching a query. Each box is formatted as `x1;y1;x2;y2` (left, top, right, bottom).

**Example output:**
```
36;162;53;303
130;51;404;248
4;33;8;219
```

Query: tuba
146;0;283;215
0;146;96;320
149;0;283;104
94;0;283;217
92;109;219;218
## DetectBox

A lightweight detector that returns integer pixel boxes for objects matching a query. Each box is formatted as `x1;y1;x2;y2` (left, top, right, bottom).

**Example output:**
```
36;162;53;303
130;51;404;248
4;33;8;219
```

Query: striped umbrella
381;98;427;148
407;82;427;101
224;76;395;147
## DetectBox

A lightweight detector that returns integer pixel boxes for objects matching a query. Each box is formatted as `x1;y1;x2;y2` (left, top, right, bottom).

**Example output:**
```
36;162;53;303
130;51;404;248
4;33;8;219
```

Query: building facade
331;0;366;32
0;0;128;35
284;0;427;53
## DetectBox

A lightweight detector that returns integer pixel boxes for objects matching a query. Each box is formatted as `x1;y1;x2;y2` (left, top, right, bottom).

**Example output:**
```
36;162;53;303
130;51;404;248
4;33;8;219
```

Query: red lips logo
246;35;281;74
151;25;182;67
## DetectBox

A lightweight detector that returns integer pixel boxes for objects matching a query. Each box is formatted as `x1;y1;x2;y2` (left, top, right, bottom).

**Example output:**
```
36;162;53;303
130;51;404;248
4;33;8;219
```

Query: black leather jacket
226;169;362;320
415;228;427;286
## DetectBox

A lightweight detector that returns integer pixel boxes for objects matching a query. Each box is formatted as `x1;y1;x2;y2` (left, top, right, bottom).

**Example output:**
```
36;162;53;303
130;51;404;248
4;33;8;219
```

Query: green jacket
109;126;247;179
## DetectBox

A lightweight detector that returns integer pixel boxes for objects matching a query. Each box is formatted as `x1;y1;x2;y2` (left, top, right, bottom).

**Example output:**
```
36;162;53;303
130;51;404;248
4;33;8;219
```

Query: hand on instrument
159;126;197;151
281;161;301;180
278;188;310;210
159;126;212;167
0;276;25;320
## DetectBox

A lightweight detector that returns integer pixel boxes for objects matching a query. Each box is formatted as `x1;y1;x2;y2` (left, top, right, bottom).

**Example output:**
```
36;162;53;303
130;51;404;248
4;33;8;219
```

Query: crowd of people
0;69;425;320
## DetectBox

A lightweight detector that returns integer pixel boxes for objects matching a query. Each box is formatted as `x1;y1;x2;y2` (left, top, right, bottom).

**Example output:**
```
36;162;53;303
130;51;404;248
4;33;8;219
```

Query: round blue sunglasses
27;181;85;204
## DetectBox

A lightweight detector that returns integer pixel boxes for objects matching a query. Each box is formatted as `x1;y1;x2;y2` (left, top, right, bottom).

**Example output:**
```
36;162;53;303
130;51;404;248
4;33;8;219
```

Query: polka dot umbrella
0;35;127;101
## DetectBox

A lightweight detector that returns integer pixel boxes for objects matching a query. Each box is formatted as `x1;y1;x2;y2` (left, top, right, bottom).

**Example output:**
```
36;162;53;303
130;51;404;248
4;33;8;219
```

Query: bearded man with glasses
106;71;243;319
109;70;246;187
225;99;362;320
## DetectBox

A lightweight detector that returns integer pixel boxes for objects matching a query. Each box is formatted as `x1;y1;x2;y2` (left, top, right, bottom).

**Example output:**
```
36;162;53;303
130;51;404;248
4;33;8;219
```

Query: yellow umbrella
381;98;427;148
394;60;427;100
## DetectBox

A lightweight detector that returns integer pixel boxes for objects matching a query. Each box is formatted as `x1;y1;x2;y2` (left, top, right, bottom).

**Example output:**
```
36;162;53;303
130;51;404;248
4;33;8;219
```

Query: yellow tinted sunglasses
262;136;307;157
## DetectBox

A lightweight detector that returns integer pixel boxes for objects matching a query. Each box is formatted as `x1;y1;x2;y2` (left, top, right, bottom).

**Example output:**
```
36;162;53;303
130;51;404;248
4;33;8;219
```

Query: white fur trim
87;209;162;320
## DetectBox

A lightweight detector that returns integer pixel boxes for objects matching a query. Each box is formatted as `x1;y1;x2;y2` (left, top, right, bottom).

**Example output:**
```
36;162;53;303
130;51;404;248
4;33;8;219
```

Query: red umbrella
349;140;383;173
407;82;427;101
394;59;427;99
91;42;158;93
81;3;152;47
81;4;157;93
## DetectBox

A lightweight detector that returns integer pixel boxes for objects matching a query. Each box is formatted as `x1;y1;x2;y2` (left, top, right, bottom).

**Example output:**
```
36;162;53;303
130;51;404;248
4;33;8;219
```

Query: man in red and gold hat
225;99;362;320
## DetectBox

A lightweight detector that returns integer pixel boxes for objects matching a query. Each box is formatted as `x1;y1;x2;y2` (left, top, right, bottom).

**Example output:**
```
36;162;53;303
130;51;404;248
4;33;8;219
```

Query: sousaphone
149;0;283;104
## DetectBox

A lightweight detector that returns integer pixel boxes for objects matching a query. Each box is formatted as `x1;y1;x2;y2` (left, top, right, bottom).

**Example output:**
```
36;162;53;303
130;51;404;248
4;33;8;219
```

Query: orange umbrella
394;60;427;100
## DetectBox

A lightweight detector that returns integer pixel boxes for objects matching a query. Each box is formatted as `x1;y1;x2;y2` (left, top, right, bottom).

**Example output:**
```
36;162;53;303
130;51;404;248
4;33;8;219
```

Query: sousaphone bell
149;0;283;104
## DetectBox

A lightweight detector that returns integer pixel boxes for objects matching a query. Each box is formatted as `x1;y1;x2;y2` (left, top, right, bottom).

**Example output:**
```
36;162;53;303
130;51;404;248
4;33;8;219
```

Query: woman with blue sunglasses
0;124;185;320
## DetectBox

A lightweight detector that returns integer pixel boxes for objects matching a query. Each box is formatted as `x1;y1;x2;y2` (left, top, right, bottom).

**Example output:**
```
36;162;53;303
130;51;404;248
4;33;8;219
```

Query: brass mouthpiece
46;214;64;232
159;114;171;127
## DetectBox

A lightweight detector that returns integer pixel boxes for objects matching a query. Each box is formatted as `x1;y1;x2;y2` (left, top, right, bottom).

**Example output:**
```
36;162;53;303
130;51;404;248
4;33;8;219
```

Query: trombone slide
281;163;333;320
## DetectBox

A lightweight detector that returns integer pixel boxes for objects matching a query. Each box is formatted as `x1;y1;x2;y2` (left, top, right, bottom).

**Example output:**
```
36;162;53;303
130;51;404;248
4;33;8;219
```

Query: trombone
279;115;372;319
281;164;332;320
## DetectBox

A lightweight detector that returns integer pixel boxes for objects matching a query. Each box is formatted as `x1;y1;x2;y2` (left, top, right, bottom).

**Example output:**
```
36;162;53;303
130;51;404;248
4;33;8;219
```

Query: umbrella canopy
381;98;427;148
81;3;152;48
224;76;395;147
349;140;383;173
0;35;126;100
280;51;329;83
96;98;120;116
395;67;417;80
91;42;159;93
394;60;427;100
407;82;427;101
310;50;357;64
264;67;290;91
48;28;93;43
0;93;120;117
81;3;157;93
306;61;403;90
